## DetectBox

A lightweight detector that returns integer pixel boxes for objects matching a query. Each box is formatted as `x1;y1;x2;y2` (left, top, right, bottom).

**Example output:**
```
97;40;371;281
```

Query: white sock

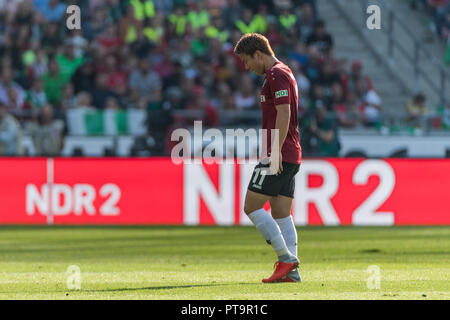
248;208;290;257
276;216;298;258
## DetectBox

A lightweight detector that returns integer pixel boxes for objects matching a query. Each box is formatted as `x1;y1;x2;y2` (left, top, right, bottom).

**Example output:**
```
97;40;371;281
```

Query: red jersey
261;60;302;164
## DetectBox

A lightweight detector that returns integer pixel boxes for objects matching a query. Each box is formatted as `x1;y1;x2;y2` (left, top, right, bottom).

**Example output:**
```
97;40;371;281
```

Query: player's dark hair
233;33;274;57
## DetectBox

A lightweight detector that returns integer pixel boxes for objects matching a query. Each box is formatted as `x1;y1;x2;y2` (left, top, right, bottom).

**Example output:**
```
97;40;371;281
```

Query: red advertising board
0;158;449;225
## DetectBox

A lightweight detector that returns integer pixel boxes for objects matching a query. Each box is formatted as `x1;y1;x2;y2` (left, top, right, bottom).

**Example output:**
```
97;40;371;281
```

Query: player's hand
269;151;283;176
276;152;283;175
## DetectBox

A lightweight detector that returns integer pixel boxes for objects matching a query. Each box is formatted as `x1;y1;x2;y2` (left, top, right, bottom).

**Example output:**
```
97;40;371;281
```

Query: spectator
193;56;216;90
67;29;89;59
343;60;374;101
26;48;48;80
163;61;186;90
344;91;365;128
331;82;353;127
29;103;65;156
265;15;283;49
310;105;341;157
56;41;85;83
222;0;243;30
223;94;238;111
185;86;218;127
0;34;23;73
26;78;48;115
170;37;194;68
306;20;334;55
363;90;382;127
442;12;450;41
288;42;309;68
186;1;210;31
290;60;311;98
118;4;143;44
427;0;450;40
442;103;450;129
83;5;110;41
130;0;157;22
336;58;349;89
146;104;173;155
75;91;95;109
205;15;230;44
42;59;68;105
153;0;174;16
317;60;341;107
0;67;27;117
162;86;183;110
279;8;298;33
40;22;63;52
98;54;128;96
406;93;429;127
211;81;232;110
91;74;118;109
154;51;176;83
104;96;121;110
59;82;77;115
409;0;428;10
96;23;121;57
297;2;316;43
128;58;162;105
0;0;22;17
445;40;450;66
0;101;23;155
235;8;261;34
36;0;66;23
309;83;330;111
234;75;257;110
143;13;165;45
303;45;322;83
72;63;95;94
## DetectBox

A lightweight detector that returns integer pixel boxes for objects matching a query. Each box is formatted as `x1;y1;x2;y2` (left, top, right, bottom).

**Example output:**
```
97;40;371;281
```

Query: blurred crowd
0;0;401;158
410;0;450;42
410;0;450;65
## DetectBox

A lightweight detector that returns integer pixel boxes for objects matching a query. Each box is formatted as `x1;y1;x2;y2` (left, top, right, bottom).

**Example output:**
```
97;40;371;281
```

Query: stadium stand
0;0;449;158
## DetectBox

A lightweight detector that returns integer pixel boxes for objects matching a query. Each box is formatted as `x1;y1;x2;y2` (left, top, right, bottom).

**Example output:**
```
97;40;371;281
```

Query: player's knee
244;204;258;215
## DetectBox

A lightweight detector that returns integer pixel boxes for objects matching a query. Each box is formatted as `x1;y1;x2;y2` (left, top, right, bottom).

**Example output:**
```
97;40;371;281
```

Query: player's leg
270;163;302;282
270;195;297;256
270;195;301;282
244;189;298;282
244;190;295;261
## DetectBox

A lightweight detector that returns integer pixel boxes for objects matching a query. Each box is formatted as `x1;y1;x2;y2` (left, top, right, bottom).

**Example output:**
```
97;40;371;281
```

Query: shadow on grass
84;282;261;293
0;283;264;295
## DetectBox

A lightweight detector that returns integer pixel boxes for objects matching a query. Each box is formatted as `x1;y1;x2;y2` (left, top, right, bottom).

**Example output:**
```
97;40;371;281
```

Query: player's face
239;53;265;76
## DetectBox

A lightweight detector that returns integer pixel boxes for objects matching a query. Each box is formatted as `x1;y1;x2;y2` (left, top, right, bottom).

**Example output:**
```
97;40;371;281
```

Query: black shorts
247;161;300;198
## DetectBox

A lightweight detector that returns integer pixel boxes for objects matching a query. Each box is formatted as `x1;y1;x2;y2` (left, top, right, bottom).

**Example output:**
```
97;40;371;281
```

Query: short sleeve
267;68;291;106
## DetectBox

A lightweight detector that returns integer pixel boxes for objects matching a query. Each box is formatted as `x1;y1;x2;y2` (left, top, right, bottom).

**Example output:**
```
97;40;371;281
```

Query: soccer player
234;33;302;283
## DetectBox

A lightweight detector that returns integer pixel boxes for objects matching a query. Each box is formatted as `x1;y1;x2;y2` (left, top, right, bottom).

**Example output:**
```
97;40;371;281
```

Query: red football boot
262;261;299;283
276;276;296;283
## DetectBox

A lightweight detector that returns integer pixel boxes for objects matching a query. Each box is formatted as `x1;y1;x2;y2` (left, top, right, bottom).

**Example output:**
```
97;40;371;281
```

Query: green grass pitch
0;226;449;300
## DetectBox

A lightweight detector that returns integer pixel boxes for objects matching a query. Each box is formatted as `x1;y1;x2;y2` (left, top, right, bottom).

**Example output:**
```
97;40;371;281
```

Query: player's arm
275;103;290;153
273;103;290;174
269;69;292;172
